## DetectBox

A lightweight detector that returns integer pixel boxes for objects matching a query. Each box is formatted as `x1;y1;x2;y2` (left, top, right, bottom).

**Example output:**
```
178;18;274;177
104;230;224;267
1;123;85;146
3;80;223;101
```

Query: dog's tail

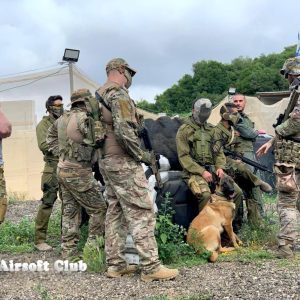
209;251;218;263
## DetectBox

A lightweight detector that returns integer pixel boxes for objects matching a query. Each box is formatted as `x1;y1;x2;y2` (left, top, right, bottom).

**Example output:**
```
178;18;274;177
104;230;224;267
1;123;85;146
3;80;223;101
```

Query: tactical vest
184;117;215;166
57;110;94;166
274;139;300;169
215;123;237;150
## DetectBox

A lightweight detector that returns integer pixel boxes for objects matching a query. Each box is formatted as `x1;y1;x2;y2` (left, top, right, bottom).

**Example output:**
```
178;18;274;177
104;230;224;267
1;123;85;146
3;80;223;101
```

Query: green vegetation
155;193;210;266
0;209;61;253
137;45;295;115
7;191;28;204
82;235;106;272
35;284;55;300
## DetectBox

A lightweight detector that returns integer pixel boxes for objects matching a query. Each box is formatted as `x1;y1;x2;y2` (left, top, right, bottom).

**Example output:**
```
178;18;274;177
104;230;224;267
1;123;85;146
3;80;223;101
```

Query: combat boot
257;180;272;193
275;245;294;259
34;242;53;251
106;265;138;278
141;265;179;282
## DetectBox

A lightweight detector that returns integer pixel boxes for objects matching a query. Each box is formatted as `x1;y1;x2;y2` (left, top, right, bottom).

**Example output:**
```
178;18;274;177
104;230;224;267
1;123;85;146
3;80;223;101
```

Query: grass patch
35;284;56;300
0;209;62;253
82;236;106;272
218;247;274;263
7;191;28;204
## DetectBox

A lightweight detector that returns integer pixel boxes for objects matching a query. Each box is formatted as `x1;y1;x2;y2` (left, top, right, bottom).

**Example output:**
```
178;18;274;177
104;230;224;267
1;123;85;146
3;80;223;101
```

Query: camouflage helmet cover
105;58;136;76
280;57;300;78
70;88;92;105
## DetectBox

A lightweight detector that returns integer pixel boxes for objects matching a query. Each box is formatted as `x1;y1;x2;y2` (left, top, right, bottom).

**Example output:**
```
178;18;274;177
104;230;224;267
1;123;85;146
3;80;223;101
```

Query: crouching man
47;89;107;259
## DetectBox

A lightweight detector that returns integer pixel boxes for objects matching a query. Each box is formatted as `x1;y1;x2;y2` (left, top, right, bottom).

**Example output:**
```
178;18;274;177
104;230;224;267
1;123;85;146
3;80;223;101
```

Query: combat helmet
70;88;100;121
280;56;300;78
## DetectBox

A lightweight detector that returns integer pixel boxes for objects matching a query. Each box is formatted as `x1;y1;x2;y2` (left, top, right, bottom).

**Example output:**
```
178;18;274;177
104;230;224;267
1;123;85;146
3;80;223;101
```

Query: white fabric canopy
208;95;290;135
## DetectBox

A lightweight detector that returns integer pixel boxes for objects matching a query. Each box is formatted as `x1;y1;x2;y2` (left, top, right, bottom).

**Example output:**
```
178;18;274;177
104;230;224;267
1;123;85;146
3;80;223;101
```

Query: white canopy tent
0;65;100;122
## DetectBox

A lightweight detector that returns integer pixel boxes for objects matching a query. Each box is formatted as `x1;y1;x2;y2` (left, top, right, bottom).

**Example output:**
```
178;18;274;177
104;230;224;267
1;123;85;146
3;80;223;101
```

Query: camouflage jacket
275;100;300;140
176;116;226;177
96;81;144;162
36;115;58;163
274;100;300;168
233;112;258;155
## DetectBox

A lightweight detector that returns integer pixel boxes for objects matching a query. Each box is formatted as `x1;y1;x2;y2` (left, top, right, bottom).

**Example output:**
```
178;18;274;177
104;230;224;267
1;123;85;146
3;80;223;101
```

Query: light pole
228;87;236;102
62;48;80;96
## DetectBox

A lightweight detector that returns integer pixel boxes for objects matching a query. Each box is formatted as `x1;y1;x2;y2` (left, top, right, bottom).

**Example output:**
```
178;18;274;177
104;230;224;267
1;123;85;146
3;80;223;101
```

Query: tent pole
69;62;74;96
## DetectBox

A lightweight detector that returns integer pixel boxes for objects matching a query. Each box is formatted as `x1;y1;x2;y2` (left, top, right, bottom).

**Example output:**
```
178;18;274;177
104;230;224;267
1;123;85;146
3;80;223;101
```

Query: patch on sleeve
119;99;131;119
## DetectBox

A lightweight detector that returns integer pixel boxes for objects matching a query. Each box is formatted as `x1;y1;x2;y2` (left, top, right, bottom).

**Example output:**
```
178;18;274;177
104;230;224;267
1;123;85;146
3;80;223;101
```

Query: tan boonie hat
280;56;300;78
70;88;92;105
106;58;137;76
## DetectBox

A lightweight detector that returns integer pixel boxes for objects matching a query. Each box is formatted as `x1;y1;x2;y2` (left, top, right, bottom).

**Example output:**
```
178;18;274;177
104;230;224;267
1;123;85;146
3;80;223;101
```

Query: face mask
49;106;64;119
124;69;133;89
192;99;212;125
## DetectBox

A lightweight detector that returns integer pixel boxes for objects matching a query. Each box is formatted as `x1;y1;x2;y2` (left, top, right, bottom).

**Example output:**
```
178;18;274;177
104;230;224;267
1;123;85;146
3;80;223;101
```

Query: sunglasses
51;103;63;108
125;67;136;77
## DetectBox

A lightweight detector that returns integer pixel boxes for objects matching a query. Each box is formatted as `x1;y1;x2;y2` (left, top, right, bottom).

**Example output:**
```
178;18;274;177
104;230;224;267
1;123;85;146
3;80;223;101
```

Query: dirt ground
1;200;300;300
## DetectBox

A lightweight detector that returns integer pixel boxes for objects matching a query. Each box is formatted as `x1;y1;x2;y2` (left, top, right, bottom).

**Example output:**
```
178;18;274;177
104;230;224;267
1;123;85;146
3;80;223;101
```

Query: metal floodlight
62;48;80;62
228;87;236;95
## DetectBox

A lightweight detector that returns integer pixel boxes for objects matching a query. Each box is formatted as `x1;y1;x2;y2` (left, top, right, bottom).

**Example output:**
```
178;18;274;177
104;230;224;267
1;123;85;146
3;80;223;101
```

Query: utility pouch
94;120;107;148
188;175;202;196
274;163;299;192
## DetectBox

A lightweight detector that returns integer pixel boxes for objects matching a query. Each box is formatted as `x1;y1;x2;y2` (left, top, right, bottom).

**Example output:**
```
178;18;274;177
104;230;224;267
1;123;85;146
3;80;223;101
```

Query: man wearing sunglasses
34;95;64;251
96;58;178;282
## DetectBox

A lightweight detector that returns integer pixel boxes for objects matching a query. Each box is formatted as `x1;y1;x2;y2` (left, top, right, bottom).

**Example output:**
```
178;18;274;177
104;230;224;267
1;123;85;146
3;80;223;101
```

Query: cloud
0;0;299;103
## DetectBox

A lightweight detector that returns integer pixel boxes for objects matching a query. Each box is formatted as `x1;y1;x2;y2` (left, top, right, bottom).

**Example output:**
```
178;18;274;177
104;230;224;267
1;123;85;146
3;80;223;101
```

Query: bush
155;193;208;265
82;236;106;272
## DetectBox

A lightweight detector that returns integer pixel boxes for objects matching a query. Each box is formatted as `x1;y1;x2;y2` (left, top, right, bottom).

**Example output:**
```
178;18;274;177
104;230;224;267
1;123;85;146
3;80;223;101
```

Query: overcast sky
0;0;299;103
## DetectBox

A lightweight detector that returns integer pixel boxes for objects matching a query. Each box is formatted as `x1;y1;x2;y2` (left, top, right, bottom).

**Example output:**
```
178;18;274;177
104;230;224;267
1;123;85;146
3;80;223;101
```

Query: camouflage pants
35;160;60;244
99;156;160;274
277;169;300;247
0;165;7;223
58;167;107;254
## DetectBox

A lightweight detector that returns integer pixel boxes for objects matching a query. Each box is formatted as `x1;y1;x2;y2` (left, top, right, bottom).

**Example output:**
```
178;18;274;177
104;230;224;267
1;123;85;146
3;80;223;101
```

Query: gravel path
1;200;300;300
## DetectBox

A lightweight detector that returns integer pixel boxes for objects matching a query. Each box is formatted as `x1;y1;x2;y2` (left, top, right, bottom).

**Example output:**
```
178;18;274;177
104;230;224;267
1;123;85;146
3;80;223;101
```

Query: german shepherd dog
187;175;242;262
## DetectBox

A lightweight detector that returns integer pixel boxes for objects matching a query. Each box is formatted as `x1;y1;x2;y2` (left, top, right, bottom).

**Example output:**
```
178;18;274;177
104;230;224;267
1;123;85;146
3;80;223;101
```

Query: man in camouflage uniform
34;95;64;251
47;89;107;259
96;58;178;282
232;94;266;223
176;98;243;228
214;102;272;225
0;109;11;224
257;56;300;258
